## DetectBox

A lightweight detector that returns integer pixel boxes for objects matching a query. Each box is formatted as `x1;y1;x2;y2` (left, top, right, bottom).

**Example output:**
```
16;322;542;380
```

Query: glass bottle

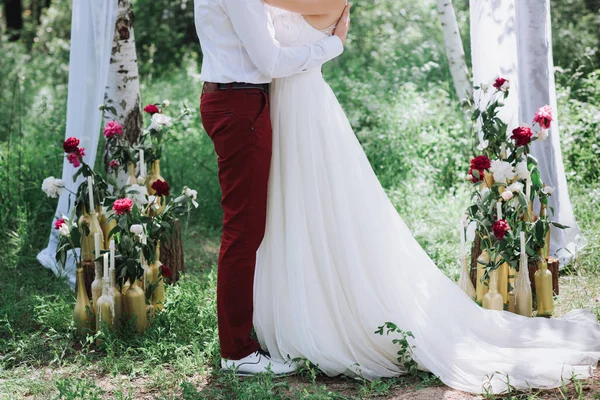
95;277;115;334
91;260;103;325
110;267;123;329
535;206;554;317
476;250;489;304
79;210;104;262
515;258;533;318
497;261;509;306
150;241;166;311
146;160;166;214
127;162;137;186
74;267;93;337
482;269;504;311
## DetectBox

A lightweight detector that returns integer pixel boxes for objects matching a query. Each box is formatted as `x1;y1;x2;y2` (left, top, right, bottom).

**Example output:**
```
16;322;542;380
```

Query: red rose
103;121;124;138
492;220;510;240
160;264;173;279
511;126;533;147
54;218;66;230
109;160;120;170
493;77;507;90
468;155;491;183
152;179;170;197
113;198;133;215
63;137;80;153
144;104;160;115
67;152;81;168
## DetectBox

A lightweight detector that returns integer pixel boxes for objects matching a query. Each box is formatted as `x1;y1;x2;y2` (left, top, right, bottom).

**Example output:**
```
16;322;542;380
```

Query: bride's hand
333;4;351;45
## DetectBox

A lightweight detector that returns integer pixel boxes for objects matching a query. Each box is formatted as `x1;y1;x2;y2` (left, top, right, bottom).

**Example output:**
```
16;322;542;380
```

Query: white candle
496;202;502;221
520;231;526;256
103;253;109;277
109;239;115;271
94;232;101;259
459;217;466;256
500;143;506;159
525;177;531;202
87;176;94;211
139;149;146;177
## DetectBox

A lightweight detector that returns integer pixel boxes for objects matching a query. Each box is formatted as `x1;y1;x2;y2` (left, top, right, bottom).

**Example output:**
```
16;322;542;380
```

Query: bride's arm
264;0;346;16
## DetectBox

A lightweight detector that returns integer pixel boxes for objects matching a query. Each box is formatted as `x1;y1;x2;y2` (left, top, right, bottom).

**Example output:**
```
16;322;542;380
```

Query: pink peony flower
54;218;66;230
493;77;509;91
103;121;124;138
113;198;133;215
109;160;120;170
533;105;553;130
67;152;81;168
144;104;160;115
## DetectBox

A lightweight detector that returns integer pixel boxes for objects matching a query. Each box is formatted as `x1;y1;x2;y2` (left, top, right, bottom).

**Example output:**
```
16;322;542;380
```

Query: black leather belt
217;82;269;93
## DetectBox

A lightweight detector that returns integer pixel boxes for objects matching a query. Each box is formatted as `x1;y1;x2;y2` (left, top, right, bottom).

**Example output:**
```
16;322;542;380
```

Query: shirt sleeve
222;0;343;79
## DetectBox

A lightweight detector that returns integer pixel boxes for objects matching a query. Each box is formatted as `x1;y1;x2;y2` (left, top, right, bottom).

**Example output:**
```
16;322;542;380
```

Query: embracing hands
334;4;351;45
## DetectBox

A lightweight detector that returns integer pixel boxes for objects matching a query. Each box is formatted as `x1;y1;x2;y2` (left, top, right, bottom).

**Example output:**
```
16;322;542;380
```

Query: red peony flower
54;218;66;230
492;220;510;240
77;147;86;157
152;179;170;197
533;105;553;130
468;155;491;183
144;104;160;115
103;120;124;138
67;152;81;168
493;77;508;90
113;198;133;215
160;264;173;279
63;137;80;153
109;160;120;170
511;126;533;147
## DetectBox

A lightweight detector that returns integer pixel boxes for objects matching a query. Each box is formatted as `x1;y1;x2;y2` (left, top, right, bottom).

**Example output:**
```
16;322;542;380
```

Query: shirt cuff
321;35;344;60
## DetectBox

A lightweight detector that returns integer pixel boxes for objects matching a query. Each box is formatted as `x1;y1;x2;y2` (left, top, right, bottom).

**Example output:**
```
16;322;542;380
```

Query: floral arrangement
464;78;567;280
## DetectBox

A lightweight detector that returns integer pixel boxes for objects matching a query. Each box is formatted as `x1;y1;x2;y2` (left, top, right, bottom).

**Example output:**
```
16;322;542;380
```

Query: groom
195;0;351;375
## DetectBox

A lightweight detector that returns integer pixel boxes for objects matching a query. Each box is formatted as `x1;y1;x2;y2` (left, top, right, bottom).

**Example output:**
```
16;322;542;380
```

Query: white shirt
194;0;344;84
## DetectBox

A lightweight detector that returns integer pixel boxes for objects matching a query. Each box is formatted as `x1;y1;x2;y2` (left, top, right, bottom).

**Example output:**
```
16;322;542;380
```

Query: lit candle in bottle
103;252;109;277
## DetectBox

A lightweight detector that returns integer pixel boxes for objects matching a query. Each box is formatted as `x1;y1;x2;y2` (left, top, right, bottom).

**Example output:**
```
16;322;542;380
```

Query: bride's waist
274;68;323;82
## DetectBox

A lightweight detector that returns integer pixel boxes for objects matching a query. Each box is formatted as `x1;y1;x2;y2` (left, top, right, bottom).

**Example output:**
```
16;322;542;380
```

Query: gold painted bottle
497;262;509;305
515;262;533;318
482;269;504;311
100;207;118;249
151;241;166;311
146;160;166;214
74;267;93;337
124;279;147;333
91;260;103;330
127;162;137;186
79;210;104;262
535;208;554;317
95;277;115;334
476;250;490;304
110;267;123;329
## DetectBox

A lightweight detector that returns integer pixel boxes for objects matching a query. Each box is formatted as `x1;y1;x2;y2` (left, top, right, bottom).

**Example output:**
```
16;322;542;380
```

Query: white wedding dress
253;8;600;394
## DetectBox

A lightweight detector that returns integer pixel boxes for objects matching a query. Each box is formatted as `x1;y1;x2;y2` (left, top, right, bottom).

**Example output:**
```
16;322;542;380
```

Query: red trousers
200;86;272;360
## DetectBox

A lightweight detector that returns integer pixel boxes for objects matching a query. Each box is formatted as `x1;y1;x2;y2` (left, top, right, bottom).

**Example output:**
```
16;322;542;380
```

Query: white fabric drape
515;0;586;265
36;0;117;286
470;0;585;265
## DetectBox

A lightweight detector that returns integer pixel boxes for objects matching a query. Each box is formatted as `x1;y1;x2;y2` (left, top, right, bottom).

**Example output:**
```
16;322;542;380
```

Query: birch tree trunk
104;0;142;183
435;0;472;103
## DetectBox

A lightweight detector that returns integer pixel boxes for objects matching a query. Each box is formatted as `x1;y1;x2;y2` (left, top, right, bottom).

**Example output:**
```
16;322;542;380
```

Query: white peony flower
466;221;478;242
183;186;199;208
542;186;555;195
137;176;146;186
130;224;144;235
490;160;515;184
501;191;513;201
477;139;489;151
42;176;65;198
537;129;549;141
515;160;530;180
162;100;170;107
126;184;149;208
58;223;70;237
507;182;524;193
466;174;474;181
149;113;173;131
148;195;161;211
500;81;510;92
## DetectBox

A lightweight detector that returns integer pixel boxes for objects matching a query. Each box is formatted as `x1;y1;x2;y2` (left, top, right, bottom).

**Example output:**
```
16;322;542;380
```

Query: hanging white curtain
469;0;520;133
36;0;117;286
515;0;586;265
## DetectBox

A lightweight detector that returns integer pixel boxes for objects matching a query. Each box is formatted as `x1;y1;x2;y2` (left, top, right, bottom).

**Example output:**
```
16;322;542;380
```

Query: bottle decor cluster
42;101;197;337
457;78;565;318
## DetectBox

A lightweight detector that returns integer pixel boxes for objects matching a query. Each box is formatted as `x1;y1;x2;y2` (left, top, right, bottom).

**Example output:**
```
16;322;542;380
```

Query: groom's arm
222;0;344;79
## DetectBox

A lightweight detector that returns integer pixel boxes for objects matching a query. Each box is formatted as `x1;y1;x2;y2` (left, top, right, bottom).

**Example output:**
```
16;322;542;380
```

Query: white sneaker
221;350;297;376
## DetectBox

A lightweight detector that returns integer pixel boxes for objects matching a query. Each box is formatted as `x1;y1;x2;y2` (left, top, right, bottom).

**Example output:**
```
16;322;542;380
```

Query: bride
253;0;600;394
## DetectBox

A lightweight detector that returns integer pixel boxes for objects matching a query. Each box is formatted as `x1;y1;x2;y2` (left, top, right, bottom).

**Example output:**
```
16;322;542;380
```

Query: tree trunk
160;219;185;283
436;0;472;103
5;0;23;41
103;0;143;181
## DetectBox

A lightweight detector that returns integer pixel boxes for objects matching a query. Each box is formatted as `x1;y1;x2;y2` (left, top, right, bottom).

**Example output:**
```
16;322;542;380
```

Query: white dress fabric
37;0;117;286
253;8;600;394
